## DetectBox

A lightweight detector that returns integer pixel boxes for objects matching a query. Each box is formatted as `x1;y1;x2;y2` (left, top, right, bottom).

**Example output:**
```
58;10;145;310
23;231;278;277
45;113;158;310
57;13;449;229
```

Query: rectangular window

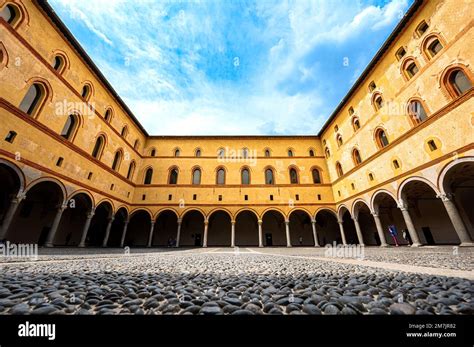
4;131;17;143
142;194;146;201
56;157;64;167
393;160;400;169
351;183;355;190
193;194;197;201
244;195;248;201
338;191;341;197
87;172;93;180
428;140;437;151
317;194;321;200
110;184;114;190
218;195;222;201
295;194;299;201
270;195;274;201
168;194;172;201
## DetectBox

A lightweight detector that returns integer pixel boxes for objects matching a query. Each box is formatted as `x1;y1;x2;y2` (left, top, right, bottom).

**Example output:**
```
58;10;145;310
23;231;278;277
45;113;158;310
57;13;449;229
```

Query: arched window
352;148;362;166
289;168;298;184
446;69;472;98
217;148;225;158
133;140;139;150
81;84;91;100
192;168;201;185
121;126;128;138
112;150;122;171
312;169;321;184
375;129;389;149
403;59;419;79
395;47;406;60
150;148;156;157
335;162;343;177
336;134;343;147
144;168;153;185
265;168;275;185
373;93;384;111
264;149;271;157
242;148;249;158
408;100;428;124
0;4;19;26
19;83;46;117
52;55;66;73
309;149;315;157
104;109;113;123
174;148;180;157
288;149;294;157
169;168;179;184
352;117;361;131
424;36;443;59
195;148;201;157
241;168;250;185
127;161;136;180
216;168;225;185
348;107;354;116
368;81;376;92
91;135;106;159
415;20;429;37
60;114;79;140
325;147;330;159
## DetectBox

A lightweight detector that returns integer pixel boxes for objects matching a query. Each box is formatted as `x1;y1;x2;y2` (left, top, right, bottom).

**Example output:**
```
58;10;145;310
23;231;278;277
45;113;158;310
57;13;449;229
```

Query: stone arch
125;209;152;247
25;177;67;204
86;200;114;247
235;209;259;246
398;176;439;202
108;207;129;247
94;198;115;216
314;208;340;245
288;209;314;246
153;209;179;247
262;209;286;246
180;209;206;247
371;189;398;214
207;209;232;246
337;205;359;245
352;199;380;245
351;198;371;218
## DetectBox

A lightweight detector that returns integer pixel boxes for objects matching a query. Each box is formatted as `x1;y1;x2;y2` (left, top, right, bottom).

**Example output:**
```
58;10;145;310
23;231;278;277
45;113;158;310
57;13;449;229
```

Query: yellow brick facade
0;0;472;248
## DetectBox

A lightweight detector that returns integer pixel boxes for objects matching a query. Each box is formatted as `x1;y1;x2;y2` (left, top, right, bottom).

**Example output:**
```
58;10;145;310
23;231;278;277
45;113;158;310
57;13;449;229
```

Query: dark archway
55;193;93;246
180;210;205;247
339;207;359;244
125;210;151;247
235;210;258;246
0;162;22;231
373;192;410;246
262;210;286;246
153;210;178;247
442;161;474;240
401;180;459;244
87;201;113;247
8;181;64;244
315;209;340;246
289;210;314;246
207;210;231;246
353;201;380;245
108;207;128;247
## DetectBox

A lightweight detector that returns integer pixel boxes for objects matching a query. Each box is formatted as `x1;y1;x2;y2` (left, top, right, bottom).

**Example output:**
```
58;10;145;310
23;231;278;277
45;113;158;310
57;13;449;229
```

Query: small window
121;126;128;138
336;134;343;147
133;140;139;150
91;135;105;159
334;125;339;132
169;168;179;184
295;194;299;201
405;61;419;79
408;100;428;124
142;194;146;201
325;147;330;159
373;94;384;111
168;194;172;201
60;114;78;140
270;195;274;201
336;162;343;177
174;149;180;157
289;168;298;184
4;131;17;143
348;107;354;115
242;148;249;158
19;83;45;117
144;168;153;185
104;109;112;122
317;194;321;201
195;149;201;157
192;169;201;185
312;169;321;184
368;173;374;181
217;148;225;158
244;195;248;201
427;39;443;58
112;151;122;171
193;194;197;201
87;172;93;180
393;160;400;169
352;149;362;166
416;20;429;37
309;149;315;157
216;168;225;185
264;149;271;157
351;183;355;190
427;140;438;151
150;148;156;157
0;4;19;26
110;184;114;191
218;195;222;201
127;161;136;180
447;69;472;97
81;84;91;99
56;157;64;167
395;47;406;60
352;117;361;131
368;81;376;92
288;149;294;157
52;55;65;73
338;191;341;197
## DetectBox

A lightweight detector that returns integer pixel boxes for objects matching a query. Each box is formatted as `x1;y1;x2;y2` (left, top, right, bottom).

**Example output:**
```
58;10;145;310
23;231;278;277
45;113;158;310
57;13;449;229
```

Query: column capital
258;219;263;226
351;216;358;222
58;202;68;211
86;210;95;219
204;220;209;226
371;211;379;218
14;190;27;203
150;220;155;226
231;220;236;225
284;220;290;226
177;218;182;224
337;219;343;224
311;218;316;224
436;193;453;202
108;216;115;222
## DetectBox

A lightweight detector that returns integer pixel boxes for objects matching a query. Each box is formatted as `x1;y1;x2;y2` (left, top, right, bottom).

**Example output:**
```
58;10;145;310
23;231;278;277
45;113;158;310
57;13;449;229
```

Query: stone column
285;220;292;247
79;210;95;248
337;219;347;245
372;212;388;247
203;220;209;248
352;217;365;246
437;193;474;246
258;220;263;248
0;192;26;240
397;201;421;247
101;217;115;247
147;220;155;248
44;203;68;247
175;218;182;248
119;220;129;248
231;220;236;247
311;219;320;247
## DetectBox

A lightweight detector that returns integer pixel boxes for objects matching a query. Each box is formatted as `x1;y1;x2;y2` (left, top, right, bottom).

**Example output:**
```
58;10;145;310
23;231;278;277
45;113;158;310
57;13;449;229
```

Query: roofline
36;0;149;136
149;135;319;140
316;0;424;137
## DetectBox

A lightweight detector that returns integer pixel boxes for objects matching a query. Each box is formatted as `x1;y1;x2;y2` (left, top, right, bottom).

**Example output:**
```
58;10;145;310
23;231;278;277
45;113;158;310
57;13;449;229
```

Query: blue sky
49;0;413;135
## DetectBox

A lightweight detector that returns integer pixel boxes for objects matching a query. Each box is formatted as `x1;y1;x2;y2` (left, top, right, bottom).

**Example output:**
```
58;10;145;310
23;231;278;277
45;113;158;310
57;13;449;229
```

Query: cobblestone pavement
0;247;473;315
